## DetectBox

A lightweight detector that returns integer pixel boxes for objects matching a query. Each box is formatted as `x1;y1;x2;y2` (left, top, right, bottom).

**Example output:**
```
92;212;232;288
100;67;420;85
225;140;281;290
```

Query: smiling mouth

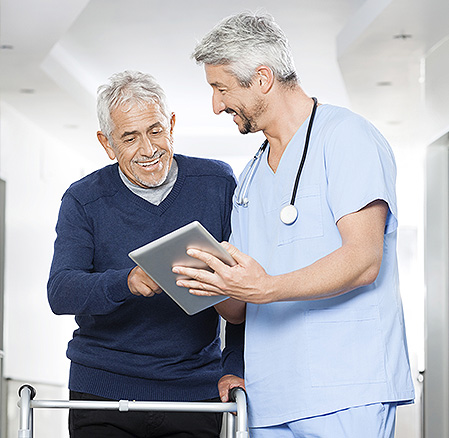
135;153;164;168
226;108;244;126
137;158;159;168
225;109;240;124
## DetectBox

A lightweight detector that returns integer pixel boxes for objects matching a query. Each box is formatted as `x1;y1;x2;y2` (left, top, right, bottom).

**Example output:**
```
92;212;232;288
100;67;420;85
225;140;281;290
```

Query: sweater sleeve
47;192;132;316
221;321;245;378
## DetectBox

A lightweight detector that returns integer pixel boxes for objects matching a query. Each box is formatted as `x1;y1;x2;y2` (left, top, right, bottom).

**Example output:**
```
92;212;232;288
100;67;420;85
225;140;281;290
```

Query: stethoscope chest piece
280;204;298;225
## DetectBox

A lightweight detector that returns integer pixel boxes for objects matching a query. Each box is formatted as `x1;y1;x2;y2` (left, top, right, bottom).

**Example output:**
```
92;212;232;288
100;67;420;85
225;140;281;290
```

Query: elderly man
173;12;415;438
48;70;244;438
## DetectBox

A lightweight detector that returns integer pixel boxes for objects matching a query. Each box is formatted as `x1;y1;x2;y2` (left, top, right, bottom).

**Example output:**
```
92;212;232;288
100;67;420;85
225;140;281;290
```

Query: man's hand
172;241;271;304
128;266;162;297
218;374;245;402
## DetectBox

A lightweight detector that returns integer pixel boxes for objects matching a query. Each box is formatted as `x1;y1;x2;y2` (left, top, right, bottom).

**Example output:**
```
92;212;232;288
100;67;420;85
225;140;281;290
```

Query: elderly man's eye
151;128;163;135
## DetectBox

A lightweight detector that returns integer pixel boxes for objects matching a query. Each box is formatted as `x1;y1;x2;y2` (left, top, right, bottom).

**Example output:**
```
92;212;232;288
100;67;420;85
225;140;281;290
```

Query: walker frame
17;384;248;438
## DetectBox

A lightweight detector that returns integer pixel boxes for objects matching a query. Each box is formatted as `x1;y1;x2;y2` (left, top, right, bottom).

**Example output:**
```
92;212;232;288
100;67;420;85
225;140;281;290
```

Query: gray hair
192;12;298;87
97;70;171;141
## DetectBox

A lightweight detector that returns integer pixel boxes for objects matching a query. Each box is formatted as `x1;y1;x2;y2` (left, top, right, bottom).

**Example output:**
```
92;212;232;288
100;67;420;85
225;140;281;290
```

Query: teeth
137;158;159;167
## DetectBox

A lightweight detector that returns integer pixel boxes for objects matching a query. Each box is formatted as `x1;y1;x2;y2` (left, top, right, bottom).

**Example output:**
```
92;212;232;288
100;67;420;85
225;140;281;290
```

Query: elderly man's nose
141;136;157;155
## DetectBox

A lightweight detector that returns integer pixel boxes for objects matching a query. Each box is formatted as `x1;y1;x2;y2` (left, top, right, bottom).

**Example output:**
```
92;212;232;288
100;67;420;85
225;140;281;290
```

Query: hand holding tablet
128;221;235;315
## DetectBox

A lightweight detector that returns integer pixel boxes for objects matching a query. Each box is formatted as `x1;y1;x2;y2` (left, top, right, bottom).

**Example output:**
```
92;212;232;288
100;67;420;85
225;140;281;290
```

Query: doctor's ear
255;66;274;93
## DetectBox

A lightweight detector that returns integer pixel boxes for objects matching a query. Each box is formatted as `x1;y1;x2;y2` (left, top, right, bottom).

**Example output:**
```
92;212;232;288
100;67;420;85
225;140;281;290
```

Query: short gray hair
192;12;298;87
97;70;171;140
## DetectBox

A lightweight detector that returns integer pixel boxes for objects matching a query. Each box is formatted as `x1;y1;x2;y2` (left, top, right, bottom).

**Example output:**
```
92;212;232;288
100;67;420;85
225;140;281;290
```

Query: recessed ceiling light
377;81;392;86
393;33;412;40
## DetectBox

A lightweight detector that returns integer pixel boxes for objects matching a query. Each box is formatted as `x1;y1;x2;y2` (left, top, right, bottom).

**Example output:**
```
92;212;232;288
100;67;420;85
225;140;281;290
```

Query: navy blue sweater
48;155;243;402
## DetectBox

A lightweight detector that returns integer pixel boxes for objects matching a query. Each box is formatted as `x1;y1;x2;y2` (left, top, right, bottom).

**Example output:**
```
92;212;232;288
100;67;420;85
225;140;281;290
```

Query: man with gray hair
48;70;244;437
173;12;415;438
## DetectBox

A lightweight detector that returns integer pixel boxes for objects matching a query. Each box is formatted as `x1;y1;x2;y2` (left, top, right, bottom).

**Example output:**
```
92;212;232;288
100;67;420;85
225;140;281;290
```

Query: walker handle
228;386;246;402
18;384;36;400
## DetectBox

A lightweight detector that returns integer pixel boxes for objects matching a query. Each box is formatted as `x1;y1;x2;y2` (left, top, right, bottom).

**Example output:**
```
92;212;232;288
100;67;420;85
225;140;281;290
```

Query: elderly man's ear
97;131;116;160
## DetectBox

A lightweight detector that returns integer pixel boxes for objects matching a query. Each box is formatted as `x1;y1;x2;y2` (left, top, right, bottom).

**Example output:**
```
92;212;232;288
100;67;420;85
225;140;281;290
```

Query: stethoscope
235;97;318;225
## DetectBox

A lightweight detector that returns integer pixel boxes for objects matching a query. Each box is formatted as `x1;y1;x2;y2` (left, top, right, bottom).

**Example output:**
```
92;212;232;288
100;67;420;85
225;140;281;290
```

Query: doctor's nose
212;92;226;115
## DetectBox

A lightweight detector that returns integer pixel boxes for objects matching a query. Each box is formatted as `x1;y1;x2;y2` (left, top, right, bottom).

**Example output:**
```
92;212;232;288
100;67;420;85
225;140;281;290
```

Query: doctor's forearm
258;200;387;303
262;242;382;303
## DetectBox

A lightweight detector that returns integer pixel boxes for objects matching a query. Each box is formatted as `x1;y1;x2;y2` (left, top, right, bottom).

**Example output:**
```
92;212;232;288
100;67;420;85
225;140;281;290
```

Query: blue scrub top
231;104;415;428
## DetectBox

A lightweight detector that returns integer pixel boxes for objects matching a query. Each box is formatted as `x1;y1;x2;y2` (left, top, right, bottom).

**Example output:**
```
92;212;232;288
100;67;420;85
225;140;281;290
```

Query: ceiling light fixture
377;81;393;86
393;33;412;40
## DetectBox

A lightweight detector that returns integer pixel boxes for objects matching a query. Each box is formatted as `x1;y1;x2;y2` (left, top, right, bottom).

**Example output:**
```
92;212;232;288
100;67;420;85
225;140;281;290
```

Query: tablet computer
128;221;235;315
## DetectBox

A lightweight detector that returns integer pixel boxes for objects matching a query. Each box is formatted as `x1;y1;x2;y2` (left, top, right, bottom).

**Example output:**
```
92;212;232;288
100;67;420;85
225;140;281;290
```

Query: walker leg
18;385;35;438
230;388;249;438
226;412;235;438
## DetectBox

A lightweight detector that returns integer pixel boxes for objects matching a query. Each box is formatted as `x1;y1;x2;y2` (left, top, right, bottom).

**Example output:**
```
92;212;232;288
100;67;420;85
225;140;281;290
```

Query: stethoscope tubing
289;97;318;206
235;97;318;225
236;140;267;207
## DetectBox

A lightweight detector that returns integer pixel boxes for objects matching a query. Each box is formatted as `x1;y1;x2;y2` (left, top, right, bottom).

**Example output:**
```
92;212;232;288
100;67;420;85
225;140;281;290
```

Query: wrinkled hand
217;374;245;402
128;266;162;297
172;242;271;304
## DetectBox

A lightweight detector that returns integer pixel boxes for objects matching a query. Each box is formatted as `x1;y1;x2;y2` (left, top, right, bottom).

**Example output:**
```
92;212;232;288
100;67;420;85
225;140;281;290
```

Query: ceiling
1;0;448;172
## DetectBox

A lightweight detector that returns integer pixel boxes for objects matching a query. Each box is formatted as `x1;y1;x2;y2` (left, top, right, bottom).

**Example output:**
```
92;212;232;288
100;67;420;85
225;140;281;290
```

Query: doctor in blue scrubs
173;12;415;438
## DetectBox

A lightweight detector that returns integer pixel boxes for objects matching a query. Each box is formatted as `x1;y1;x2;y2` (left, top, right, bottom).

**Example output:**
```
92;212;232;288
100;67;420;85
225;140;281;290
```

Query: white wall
0;102;104;437
0;101;101;385
424;138;449;438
